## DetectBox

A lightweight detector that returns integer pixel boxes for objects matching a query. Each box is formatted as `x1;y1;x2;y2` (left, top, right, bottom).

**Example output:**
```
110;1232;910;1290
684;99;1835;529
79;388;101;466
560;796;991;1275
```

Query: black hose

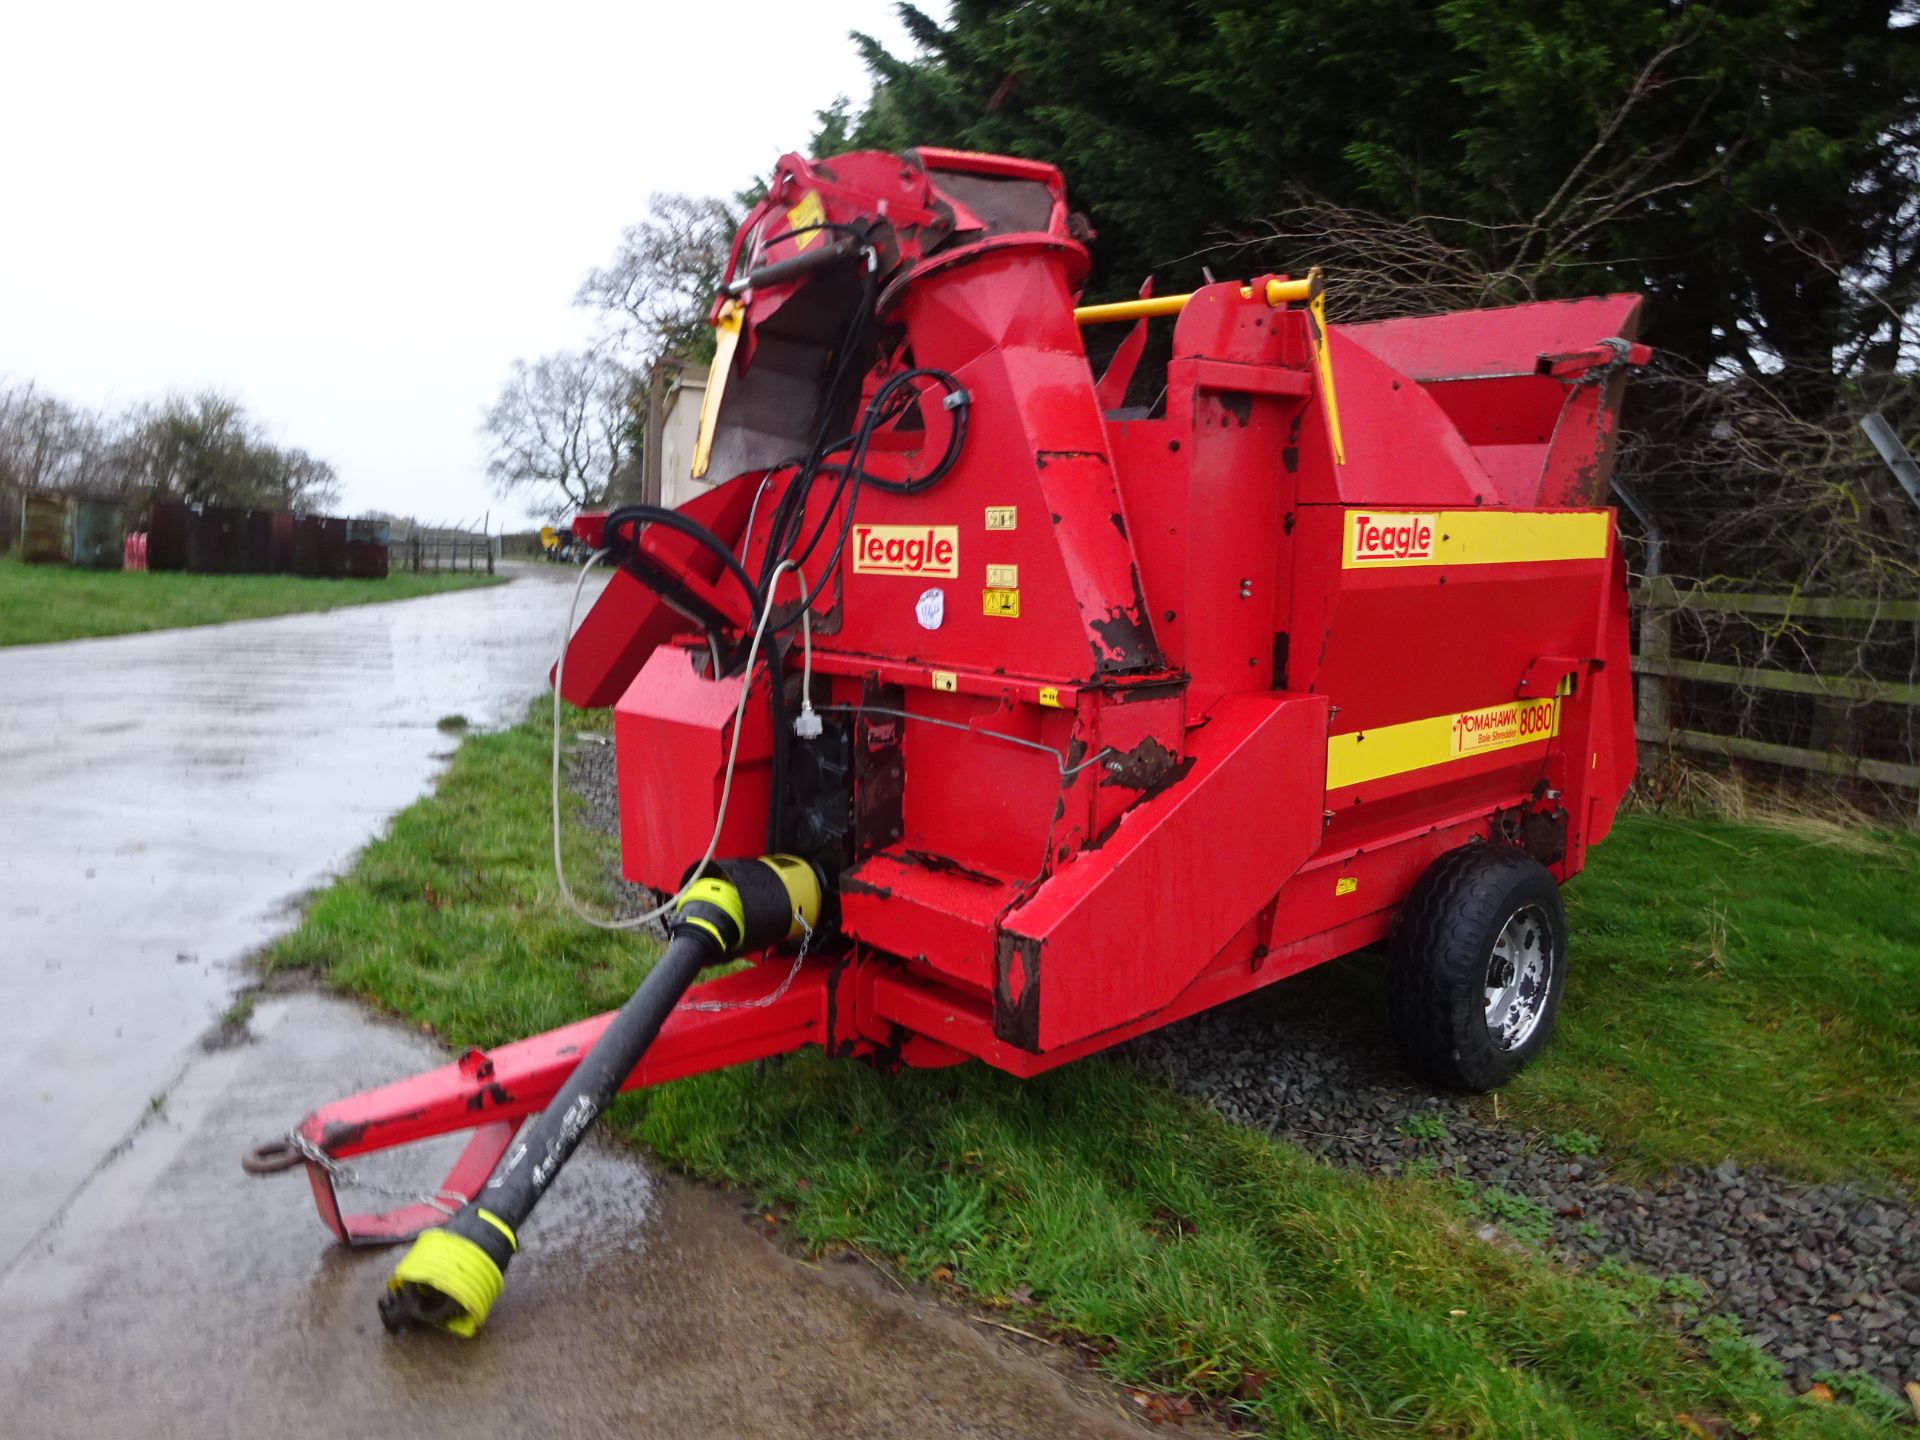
773;368;971;627
380;861;819;1337
604;504;763;616
378;925;717;1335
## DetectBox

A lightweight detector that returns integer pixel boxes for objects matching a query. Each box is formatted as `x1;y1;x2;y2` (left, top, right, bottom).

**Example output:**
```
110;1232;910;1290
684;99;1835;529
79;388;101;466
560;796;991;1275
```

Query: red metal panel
994;692;1329;1051
1343;296;1644;506
612;645;773;891
557;478;757;707
841;848;1017;991
1344;294;1643;382
895;689;1068;877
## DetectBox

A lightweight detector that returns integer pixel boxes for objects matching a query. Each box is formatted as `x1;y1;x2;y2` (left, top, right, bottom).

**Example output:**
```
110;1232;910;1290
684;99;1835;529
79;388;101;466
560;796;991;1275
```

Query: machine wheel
1387;844;1567;1091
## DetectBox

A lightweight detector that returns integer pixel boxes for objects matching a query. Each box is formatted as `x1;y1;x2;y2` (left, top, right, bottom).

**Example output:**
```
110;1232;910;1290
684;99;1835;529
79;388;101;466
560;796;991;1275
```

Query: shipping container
70;499;126;570
148;502;192;571
291;515;348;577
268;511;295;572
240;510;274;573
20;494;70;565
188;505;246;573
344;518;391;579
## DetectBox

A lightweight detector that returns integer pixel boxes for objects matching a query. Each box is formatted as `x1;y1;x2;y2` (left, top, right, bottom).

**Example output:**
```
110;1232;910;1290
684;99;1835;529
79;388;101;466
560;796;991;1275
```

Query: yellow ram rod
1073;268;1346;466
1071;274;1321;325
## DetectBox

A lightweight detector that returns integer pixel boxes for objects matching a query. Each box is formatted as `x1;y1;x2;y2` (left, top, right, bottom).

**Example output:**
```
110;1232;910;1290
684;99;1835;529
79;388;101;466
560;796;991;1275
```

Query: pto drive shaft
379;855;822;1337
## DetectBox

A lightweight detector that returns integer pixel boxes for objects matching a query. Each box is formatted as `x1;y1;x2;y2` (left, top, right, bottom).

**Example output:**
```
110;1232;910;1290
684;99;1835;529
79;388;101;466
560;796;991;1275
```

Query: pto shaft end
380;1209;517;1338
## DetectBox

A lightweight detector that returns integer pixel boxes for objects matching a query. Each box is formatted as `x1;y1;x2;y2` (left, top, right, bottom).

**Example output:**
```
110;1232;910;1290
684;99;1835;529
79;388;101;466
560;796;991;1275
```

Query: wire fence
391;522;494;575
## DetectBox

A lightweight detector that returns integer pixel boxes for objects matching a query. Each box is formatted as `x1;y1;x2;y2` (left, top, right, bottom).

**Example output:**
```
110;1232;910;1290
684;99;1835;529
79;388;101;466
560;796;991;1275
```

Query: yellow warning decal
1334;876;1358;896
1037;686;1061;708
1326;697;1559;790
986;563;1019;588
985;506;1018;531
785;191;826;251
983;588;1021;618
930;670;958;692
1342;510;1608;569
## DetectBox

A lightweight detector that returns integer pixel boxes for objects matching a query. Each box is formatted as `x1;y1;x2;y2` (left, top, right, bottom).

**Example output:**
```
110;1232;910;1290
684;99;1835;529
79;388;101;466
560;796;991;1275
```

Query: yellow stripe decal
1342;510;1608;569
1327;697;1560;790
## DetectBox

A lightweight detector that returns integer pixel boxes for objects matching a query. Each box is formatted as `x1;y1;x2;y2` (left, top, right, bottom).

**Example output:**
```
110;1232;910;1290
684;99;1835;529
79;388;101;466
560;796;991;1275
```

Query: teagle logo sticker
852;524;959;578
1348;512;1437;565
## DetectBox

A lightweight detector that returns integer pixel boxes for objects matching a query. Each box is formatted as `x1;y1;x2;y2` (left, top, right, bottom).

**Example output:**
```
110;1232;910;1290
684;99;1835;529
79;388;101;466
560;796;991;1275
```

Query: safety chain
682;913;814;1012
281;1129;469;1216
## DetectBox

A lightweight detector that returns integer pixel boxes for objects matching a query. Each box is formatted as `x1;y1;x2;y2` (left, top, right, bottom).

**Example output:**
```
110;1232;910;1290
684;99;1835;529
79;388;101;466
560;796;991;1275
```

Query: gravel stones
1121;992;1917;1398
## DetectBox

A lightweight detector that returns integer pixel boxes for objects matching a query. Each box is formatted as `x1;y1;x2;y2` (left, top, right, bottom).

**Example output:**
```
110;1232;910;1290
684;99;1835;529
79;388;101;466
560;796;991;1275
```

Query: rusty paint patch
900;849;1000;886
318;1120;368;1152
464;1082;513;1113
1034;449;1105;470
992;932;1043;1051
1100;734;1180;791
839;872;894;902
1087;564;1163;676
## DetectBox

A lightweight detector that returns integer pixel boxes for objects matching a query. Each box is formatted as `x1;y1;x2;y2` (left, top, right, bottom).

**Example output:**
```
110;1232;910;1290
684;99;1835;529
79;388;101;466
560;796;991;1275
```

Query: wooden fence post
1637;577;1673;738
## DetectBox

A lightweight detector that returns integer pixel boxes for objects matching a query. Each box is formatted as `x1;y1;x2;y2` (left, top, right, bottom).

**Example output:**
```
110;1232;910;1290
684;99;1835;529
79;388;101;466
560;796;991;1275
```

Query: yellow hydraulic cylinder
1072;274;1320;325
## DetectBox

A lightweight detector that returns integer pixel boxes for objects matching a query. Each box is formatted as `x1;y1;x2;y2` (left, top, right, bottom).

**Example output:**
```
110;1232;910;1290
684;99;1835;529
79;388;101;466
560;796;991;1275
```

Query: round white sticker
915;587;946;630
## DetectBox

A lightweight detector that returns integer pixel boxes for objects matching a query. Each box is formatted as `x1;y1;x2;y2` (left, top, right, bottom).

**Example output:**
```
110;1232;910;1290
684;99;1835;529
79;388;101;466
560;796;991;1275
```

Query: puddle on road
0;568;606;1266
0;992;1158;1440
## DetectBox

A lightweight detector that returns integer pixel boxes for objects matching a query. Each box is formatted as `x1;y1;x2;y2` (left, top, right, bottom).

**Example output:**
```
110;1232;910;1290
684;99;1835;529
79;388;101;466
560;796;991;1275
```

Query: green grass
1275;816;1920;1192
0;551;501;646
1534;814;1919;1189
266;702;1910;1436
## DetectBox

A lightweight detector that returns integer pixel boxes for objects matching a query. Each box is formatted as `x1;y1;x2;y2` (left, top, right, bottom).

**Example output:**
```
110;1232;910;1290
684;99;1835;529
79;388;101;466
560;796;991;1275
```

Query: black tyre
1387;844;1567;1091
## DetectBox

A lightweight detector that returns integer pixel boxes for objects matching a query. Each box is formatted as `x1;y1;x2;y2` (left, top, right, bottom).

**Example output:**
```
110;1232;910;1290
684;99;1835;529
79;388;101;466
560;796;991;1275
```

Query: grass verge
267;703;1902;1437
0;551;501;646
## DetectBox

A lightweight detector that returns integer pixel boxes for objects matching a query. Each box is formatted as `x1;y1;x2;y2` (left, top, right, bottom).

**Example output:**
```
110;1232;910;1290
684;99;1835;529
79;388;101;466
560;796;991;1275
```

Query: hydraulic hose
380;856;822;1337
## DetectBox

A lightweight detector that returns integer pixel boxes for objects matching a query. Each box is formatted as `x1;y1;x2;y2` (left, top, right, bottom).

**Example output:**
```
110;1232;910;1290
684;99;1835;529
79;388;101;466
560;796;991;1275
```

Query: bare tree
480;348;634;517
575;192;740;369
0;381;338;515
0;381;111;494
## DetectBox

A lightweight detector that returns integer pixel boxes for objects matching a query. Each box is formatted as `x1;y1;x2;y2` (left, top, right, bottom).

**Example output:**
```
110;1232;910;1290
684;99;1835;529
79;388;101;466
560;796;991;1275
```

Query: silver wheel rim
1484;904;1552;1051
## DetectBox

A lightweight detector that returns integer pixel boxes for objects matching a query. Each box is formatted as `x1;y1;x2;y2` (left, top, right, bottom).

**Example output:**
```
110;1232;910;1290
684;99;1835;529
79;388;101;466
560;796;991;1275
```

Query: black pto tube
379;855;822;1337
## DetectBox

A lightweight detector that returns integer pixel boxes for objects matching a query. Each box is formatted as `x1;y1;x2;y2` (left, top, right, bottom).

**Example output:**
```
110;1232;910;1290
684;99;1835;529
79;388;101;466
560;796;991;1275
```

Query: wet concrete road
0;574;1154;1437
0;993;1144;1439
0;566;602;1259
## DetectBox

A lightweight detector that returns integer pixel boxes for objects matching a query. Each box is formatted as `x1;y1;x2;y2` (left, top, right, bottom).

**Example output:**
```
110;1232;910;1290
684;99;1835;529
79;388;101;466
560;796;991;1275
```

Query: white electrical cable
793;564;818;735
550;549;799;931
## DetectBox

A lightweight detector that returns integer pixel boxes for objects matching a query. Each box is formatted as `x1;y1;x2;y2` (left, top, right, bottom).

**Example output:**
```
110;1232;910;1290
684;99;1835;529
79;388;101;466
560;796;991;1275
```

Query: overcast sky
0;0;920;528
